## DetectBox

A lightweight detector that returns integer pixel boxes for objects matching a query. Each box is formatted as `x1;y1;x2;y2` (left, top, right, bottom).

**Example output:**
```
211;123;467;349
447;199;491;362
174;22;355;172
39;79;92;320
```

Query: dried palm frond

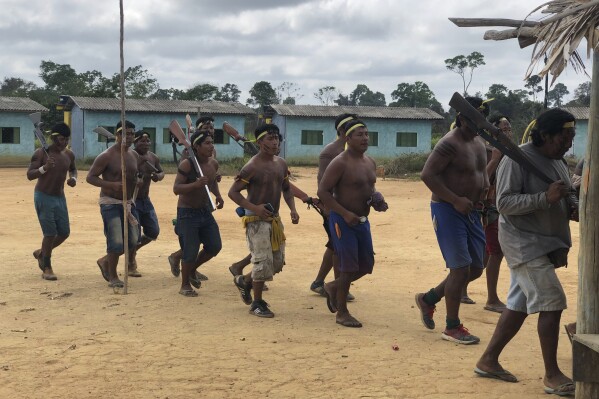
524;0;599;84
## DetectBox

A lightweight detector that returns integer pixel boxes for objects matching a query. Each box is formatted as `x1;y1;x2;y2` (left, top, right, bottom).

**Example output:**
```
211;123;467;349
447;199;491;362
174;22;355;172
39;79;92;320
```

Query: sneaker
310;280;325;296
249;300;274;318
234;275;253;305
415;293;436;330
441;324;480;345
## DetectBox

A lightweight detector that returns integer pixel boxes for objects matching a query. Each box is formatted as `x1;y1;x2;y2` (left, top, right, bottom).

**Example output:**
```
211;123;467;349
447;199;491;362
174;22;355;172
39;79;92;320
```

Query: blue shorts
133;197;160;241
100;204;140;254
328;211;374;274
34;191;70;237
430;201;485;269
176;207;222;263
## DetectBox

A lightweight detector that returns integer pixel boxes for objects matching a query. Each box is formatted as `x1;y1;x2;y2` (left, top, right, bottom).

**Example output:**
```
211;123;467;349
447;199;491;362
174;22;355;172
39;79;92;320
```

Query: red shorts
484;219;503;256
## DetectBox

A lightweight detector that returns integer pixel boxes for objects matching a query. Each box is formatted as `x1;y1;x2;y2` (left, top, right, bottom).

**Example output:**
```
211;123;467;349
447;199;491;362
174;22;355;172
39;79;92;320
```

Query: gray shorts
506;255;567;314
246;220;285;282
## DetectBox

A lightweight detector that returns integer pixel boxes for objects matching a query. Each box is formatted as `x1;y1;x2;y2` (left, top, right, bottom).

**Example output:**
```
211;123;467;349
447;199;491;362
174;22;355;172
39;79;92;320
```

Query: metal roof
0;96;48;112
268;104;444;120
563;107;590;120
66;96;255;115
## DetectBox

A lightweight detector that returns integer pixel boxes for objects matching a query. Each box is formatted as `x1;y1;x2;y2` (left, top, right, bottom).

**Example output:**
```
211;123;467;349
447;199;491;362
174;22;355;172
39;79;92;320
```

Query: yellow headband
134;133;149;142
192;132;210;146
480;98;494;109
336;116;354;130
563;121;575;128
50;132;61;136
345;123;365;136
197;121;213;130
255;130;269;141
116;127;123;133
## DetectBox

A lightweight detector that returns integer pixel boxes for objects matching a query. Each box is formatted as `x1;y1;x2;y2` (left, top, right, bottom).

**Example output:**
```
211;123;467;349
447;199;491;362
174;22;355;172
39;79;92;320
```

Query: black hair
489;113;510;126
343;119;367;136
116;120;135;132
255;123;281;141
455;97;484;128
530;108;575;147
134;130;150;142
196;115;215;129
190;130;212;147
51;122;71;137
334;113;358;134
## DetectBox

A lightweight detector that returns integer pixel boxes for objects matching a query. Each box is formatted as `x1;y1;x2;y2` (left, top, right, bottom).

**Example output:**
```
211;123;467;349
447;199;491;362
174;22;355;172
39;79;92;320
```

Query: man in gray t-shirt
475;108;577;396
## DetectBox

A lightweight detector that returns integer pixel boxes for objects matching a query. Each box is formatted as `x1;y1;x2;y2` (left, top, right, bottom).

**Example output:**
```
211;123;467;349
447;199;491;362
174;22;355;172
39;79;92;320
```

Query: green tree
547;83;569;107
112;65;158;99
444;51;485;95
314;86;339;105
349;84;386;106
246;81;279;108
525;75;543;102
389;81;443;113
214;83;241;102
0;77;38;96
566;81;591;106
39;60;87;94
184;83;219;101
276;82;303;105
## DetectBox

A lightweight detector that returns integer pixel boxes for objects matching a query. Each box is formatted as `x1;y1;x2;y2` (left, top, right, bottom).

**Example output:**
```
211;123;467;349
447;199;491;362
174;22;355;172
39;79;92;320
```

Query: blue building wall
569;119;589;158
0;112;36;159
71;107;247;161
275;116;432;161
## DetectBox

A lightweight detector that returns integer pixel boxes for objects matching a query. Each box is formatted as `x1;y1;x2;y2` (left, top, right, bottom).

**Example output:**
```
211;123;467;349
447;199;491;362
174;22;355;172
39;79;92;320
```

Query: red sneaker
441;324;480;345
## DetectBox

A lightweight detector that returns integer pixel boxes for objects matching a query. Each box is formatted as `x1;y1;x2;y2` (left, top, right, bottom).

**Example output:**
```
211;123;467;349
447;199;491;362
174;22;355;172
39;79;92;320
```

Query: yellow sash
242;215;286;251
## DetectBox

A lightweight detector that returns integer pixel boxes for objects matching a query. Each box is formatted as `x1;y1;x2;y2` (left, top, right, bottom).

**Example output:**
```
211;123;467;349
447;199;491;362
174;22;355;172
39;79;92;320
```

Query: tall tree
214;83;241;102
525;75;543;102
112;65;158;99
389;81;443;113
276;82;303;105
0;77;38;96
349;84;386;106
444;51;486;95
39;60;87;94
313;86;339;105
566;81;592;106
185;83;219;101
547;83;569;107
246;81;278;108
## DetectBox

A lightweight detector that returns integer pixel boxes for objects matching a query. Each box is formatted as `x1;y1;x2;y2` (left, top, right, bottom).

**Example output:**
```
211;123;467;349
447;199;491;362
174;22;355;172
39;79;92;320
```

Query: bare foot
108;278;124;288
336;312;362;328
42;269;58;281
97;257;109;282
323;282;337;313
229;263;244;277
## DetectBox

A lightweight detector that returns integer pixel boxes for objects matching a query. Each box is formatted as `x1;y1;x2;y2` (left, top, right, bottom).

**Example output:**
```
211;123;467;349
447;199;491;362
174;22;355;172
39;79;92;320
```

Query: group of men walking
27;101;578;396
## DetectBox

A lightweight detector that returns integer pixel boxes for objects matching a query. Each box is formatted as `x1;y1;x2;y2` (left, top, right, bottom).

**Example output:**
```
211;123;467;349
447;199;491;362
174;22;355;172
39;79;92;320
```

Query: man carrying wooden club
228;124;299;317
27;122;77;281
86;120;140;289
128;129;165;277
415;97;489;344
173;130;223;297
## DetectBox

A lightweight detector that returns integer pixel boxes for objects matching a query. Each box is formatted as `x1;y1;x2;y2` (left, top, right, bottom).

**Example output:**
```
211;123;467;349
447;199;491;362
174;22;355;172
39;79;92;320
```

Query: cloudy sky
0;0;593;110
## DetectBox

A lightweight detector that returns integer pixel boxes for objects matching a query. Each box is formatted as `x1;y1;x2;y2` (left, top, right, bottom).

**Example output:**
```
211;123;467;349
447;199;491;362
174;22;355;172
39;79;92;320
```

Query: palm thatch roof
450;0;599;83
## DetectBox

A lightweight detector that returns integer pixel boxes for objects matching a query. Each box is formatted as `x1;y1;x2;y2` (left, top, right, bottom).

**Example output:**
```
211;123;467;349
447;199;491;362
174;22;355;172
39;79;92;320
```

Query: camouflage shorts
246;220;285;281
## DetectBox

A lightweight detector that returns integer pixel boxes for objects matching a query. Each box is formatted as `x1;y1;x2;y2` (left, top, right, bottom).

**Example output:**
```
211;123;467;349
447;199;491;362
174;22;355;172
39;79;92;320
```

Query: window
163;128;172;144
1;127;20;144
213;129;230;145
98;126;115;142
301;130;323;145
368;131;378;147
396;132;417;147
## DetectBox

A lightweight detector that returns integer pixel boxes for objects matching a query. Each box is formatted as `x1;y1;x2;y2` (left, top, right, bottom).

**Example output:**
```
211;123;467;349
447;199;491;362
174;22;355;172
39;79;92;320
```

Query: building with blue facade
0;96;48;163
62;96;255;161
563;107;590;158
267;104;443;161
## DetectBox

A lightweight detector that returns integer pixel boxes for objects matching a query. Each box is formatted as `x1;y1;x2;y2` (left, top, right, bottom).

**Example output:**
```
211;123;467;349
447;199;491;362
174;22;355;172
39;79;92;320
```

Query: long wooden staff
119;0;129;294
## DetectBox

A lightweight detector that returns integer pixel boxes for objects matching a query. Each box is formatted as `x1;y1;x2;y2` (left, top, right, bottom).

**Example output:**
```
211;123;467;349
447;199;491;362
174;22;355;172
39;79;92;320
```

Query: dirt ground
0;166;579;399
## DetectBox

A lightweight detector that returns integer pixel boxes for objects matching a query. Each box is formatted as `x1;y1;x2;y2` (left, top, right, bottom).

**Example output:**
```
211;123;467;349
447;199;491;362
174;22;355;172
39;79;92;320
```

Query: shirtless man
167;115;218;278
27;122;77;280
228;124;299;317
415;97;489;344
318;119;387;328
173;130;224;297
128;130;165;277
310;114;357;299
86;120;140;288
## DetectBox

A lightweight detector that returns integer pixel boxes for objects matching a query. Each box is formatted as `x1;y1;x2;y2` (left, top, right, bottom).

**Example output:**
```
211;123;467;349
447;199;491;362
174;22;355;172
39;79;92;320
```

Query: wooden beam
576;49;599;399
448;17;538;28
483;27;537;41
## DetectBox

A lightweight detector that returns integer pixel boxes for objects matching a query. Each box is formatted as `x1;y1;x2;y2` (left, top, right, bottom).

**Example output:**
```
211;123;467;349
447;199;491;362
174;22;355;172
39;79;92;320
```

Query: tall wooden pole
119;0;129;294
576;49;599;398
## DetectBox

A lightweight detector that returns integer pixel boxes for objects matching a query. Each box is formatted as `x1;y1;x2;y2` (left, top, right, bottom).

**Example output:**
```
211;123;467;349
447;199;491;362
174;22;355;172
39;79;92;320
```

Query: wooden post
576;49;599;398
119;0;129;294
